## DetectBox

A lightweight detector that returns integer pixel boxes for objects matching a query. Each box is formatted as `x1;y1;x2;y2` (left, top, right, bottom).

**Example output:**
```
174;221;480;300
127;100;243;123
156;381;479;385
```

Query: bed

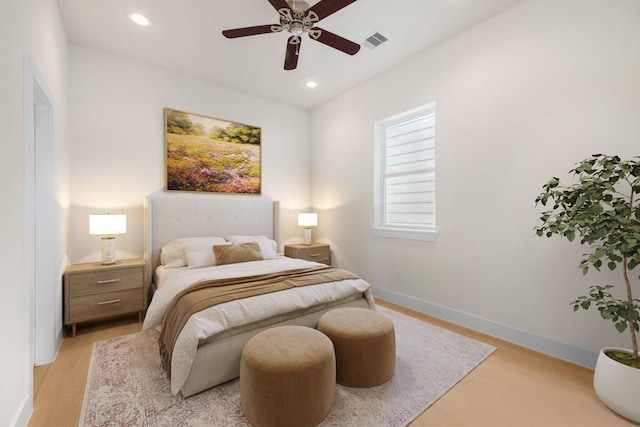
142;196;374;397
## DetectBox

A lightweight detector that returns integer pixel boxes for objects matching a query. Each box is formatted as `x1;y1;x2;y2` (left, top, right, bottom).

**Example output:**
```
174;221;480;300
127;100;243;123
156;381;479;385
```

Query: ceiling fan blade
307;0;358;21
268;0;292;14
222;24;280;39
311;27;360;55
284;36;300;70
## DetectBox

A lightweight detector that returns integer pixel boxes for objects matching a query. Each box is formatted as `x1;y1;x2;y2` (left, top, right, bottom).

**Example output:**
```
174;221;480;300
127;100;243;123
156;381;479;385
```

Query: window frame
372;102;438;242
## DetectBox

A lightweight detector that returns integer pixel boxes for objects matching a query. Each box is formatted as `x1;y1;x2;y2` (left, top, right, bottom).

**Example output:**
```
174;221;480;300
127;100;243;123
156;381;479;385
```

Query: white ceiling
56;0;522;110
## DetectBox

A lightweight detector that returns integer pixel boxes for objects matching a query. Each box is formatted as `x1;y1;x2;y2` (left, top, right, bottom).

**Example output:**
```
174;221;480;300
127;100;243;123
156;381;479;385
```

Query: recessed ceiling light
128;12;150;26
305;80;318;88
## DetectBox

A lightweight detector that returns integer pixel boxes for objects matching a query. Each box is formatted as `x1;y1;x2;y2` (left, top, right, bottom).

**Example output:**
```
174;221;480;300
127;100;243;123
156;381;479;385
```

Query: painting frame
164;107;262;194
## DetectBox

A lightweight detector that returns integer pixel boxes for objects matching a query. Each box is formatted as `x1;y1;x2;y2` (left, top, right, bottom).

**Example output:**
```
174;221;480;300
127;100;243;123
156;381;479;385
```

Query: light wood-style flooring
28;299;638;426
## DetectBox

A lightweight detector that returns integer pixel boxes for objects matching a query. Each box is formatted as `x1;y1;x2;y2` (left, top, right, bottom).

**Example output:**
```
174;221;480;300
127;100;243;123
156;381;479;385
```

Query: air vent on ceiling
362;32;388;49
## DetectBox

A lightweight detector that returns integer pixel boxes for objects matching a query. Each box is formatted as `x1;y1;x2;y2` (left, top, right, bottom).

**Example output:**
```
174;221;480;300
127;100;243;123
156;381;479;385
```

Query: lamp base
303;227;312;245
101;236;116;265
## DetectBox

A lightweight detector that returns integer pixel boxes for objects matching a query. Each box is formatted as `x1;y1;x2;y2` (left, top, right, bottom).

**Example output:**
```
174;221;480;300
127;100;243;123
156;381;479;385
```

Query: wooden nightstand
64;258;146;336
284;243;331;265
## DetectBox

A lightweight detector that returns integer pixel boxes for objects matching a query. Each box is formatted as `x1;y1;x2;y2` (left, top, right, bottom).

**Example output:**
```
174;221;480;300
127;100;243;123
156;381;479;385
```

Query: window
373;103;437;241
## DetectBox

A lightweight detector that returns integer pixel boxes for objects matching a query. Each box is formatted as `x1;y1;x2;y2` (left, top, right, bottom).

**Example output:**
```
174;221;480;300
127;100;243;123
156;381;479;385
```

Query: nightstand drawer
296;246;329;261
284;243;331;265
69;267;143;297
68;288;144;323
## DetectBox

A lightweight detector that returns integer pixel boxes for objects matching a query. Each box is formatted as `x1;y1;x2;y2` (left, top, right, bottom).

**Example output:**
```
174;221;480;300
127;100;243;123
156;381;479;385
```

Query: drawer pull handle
97;278;121;284
97;299;121;305
310;254;320;257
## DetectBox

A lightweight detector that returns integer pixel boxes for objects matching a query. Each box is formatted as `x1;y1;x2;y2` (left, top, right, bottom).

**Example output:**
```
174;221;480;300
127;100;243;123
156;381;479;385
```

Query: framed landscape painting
165;108;261;194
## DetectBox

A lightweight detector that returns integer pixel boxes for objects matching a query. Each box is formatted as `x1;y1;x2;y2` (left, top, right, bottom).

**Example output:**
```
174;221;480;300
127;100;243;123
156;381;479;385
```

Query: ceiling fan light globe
290;22;304;36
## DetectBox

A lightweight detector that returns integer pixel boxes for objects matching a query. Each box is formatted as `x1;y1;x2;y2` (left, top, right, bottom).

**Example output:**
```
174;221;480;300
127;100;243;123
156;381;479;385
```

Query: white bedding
143;256;374;395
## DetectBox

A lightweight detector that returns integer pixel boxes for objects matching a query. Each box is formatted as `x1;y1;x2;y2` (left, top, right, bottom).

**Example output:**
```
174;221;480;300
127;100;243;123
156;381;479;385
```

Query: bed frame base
181;297;370;397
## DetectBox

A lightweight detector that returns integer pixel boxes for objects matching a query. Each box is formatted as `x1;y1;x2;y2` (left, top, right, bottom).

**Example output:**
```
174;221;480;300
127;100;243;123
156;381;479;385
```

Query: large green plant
534;154;640;361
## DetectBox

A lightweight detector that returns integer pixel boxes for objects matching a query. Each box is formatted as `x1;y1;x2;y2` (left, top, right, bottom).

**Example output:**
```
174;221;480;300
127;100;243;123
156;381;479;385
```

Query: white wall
0;1;69;426
310;0;640;367
68;45;312;263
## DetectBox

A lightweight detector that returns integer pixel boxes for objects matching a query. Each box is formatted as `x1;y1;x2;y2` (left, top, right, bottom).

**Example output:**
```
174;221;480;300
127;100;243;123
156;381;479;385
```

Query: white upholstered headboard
144;196;280;285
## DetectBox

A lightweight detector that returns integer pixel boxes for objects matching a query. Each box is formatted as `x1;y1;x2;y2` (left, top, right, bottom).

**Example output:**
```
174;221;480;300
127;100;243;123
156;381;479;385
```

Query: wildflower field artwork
165;108;261;194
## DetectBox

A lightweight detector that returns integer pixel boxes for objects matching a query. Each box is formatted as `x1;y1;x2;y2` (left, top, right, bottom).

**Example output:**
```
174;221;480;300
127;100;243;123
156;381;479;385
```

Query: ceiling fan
222;0;361;70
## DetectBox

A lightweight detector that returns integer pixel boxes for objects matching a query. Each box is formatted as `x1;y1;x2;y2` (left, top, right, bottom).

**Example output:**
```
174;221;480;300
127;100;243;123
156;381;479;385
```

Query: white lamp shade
298;213;318;227
89;214;127;235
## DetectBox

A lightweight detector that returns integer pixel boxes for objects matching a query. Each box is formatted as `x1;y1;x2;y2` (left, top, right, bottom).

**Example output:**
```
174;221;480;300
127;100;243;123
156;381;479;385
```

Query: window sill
371;227;438;242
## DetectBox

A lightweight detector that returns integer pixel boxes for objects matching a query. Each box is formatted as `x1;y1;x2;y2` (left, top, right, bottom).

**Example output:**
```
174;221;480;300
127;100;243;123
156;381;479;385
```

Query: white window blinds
374;103;436;241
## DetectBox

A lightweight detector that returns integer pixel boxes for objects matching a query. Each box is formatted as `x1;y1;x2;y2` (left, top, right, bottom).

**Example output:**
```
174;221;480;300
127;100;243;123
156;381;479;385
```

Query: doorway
24;55;59;368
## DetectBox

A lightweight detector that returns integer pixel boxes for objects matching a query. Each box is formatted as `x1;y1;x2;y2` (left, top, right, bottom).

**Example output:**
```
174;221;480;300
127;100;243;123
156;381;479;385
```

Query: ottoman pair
240;307;395;427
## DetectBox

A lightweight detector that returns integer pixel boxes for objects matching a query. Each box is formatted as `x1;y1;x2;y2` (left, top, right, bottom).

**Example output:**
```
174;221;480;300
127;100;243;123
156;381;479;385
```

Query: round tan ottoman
318;307;395;388
240;325;335;427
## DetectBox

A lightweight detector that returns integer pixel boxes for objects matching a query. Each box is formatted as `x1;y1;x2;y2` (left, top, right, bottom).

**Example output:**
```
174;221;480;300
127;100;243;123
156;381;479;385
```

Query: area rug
80;306;495;426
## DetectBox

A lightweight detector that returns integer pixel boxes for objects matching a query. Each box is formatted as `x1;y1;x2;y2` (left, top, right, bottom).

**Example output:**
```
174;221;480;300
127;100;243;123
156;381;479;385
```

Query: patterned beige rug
80;306;495;426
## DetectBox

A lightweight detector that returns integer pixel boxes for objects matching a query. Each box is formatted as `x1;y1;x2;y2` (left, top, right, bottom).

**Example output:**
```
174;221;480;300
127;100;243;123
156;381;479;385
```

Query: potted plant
534;154;640;422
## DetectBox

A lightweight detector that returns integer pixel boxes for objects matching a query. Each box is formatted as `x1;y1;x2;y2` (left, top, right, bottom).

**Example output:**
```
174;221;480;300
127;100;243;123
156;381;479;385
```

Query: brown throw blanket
159;266;360;377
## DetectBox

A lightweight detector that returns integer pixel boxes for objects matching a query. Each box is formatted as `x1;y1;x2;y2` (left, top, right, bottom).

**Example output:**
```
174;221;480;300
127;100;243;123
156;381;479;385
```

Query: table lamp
89;214;126;264
298;213;317;245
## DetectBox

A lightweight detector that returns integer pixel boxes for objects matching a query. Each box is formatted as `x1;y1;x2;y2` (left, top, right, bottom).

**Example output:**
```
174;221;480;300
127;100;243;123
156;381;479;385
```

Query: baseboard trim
10;395;31;427
55;325;64;360
372;286;597;369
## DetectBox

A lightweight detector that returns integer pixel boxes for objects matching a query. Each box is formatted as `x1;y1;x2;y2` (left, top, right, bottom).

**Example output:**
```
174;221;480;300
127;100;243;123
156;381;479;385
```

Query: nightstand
64;258;146;336
284;243;331;265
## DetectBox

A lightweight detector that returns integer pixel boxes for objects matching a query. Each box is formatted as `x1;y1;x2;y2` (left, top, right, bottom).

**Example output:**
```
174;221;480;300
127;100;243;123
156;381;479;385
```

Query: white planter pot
593;347;640;423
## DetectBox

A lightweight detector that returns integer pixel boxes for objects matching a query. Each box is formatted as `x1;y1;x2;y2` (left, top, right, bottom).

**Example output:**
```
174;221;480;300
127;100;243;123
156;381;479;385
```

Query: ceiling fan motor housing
287;0;309;14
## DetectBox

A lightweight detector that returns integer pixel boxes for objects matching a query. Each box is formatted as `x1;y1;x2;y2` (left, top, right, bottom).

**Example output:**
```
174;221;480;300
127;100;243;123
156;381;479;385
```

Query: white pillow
160;237;227;268
224;235;278;259
160;240;186;268
185;242;231;268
